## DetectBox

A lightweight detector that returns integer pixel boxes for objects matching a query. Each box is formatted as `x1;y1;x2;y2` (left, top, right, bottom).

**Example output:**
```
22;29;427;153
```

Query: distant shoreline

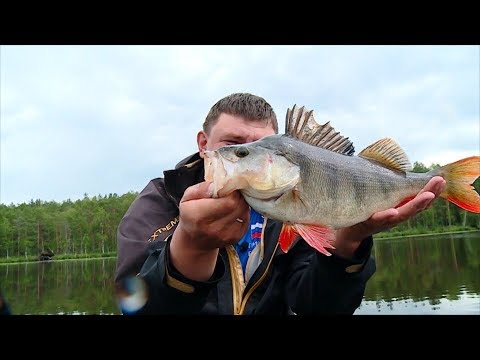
0;253;116;265
1;229;478;265
374;229;479;240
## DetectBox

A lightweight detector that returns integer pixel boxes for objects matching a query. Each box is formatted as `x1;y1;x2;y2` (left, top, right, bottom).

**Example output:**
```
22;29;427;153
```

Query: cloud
1;45;478;204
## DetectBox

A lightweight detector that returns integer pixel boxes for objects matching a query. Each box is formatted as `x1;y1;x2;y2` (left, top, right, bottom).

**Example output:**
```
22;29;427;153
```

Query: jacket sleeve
115;179;180;287
285;236;376;315
131;236;225;314
115;178;226;315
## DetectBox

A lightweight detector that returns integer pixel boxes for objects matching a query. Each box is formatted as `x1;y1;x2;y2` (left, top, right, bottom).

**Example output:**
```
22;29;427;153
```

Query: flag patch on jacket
234;209;264;274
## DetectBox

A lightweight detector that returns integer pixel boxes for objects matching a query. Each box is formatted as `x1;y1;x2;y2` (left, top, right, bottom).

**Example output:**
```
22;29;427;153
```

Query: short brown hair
203;93;278;134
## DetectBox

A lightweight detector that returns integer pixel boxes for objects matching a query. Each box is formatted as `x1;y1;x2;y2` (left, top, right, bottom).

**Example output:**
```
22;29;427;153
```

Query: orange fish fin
395;196;416;208
358;138;411;172
293;223;336;256
278;223;299;253
439;156;480;213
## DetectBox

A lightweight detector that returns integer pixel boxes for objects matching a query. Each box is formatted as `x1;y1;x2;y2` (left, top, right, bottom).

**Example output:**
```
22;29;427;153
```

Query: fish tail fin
436;156;480;213
279;222;335;256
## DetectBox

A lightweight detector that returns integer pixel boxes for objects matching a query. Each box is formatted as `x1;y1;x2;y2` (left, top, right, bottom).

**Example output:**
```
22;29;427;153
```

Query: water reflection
0;232;479;315
356;290;480;314
0;258;120;315
355;232;480;315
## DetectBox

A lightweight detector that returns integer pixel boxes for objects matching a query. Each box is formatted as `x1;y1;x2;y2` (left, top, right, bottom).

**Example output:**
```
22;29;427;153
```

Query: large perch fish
204;105;480;255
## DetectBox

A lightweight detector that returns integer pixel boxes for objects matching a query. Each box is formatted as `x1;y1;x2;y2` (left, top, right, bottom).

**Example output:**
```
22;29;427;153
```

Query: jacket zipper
226;217;278;315
238;242;279;314
225;245;245;315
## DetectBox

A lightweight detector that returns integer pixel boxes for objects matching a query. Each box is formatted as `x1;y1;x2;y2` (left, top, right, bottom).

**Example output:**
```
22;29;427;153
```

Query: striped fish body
204;105;480;255
243;135;432;229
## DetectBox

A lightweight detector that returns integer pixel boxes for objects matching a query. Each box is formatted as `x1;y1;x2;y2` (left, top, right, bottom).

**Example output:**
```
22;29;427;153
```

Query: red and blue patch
234;208;264;274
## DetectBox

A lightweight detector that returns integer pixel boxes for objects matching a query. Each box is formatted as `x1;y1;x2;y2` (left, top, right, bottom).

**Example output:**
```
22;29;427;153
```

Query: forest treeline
0;192;138;260
1;162;479;260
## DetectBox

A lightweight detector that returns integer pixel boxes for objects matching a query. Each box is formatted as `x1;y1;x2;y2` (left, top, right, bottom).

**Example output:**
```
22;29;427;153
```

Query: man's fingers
417;176;446;197
356;176;447;236
394;176;445;220
181;182;214;202
395;191;435;221
369;208;399;223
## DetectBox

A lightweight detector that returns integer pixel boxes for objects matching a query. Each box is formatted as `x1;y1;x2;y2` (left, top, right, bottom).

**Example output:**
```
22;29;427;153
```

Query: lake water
1;232;479;315
355;232;480;315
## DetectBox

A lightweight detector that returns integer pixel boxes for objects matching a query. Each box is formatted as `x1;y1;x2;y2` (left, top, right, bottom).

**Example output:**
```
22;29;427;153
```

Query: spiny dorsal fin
285;105;355;156
358;138;412;172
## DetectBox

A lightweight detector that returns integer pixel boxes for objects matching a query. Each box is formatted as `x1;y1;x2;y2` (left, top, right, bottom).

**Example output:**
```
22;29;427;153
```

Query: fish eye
235;146;249;158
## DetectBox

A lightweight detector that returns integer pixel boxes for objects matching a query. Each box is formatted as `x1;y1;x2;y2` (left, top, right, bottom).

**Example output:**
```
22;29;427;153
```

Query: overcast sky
1;45;479;205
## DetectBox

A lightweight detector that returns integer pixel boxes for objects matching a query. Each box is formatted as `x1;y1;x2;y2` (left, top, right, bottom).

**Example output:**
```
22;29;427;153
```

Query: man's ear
197;131;208;158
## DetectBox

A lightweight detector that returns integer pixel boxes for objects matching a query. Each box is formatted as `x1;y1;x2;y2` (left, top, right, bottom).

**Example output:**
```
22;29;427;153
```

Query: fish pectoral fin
291;188;306;208
278;223;300;253
293;223;336;256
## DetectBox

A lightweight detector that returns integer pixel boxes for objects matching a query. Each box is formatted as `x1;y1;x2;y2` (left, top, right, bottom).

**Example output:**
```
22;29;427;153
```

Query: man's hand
170;181;250;281
333;176;447;259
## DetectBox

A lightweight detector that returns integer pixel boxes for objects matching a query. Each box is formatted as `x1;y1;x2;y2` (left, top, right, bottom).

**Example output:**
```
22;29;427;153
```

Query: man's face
197;113;276;157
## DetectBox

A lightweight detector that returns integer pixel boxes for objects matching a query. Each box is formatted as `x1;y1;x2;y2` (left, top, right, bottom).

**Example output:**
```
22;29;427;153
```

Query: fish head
204;138;300;200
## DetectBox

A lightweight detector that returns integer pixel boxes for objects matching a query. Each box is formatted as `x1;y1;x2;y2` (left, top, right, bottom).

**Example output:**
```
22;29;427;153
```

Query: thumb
181;181;214;202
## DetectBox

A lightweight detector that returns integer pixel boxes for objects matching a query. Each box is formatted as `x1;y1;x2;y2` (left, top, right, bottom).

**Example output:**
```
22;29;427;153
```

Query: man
115;93;445;315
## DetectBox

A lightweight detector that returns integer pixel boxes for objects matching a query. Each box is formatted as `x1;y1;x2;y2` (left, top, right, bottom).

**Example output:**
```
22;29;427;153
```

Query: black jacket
115;153;376;315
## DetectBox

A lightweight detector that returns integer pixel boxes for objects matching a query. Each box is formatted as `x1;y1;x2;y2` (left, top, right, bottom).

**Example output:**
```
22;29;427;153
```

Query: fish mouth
204;150;225;197
204;150;243;198
203;150;217;182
